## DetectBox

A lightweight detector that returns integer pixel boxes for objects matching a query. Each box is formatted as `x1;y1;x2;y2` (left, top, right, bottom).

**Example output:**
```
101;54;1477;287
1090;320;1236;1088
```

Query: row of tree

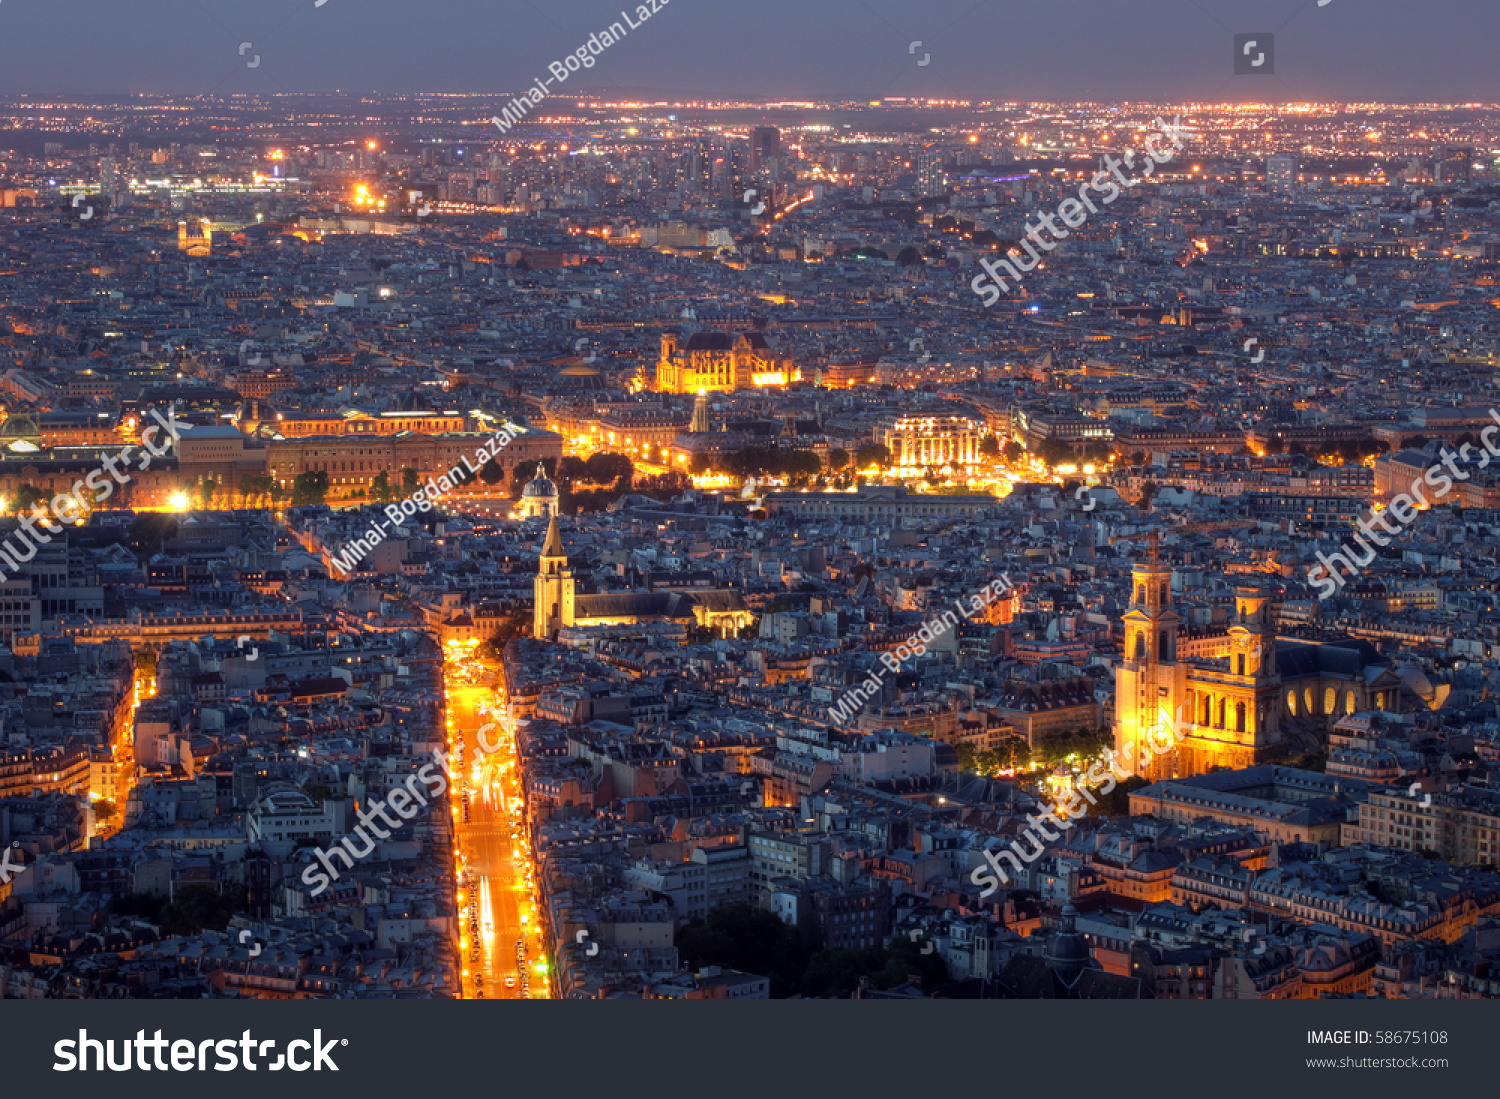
515;453;634;494
1035;436;1113;465
689;444;899;480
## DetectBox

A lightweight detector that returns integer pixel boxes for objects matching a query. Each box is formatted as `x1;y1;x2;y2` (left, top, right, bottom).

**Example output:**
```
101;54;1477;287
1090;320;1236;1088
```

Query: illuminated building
763;485;996;521
225;370;298;399
1114;557;1191;782
882;414;981;469
1266;155;1298;194
1347;786;1500;868
518;462;559;520
0;413;42;452
1114;579;1409;780
1;460;175;512
177;220;212;256
654;332;798;394
175;424;267;492
918;151;946;197
268;429;561;499
582;407;690;462
1013;409;1113;451
266;410;471;439
820;359;876;389
534;514;751;641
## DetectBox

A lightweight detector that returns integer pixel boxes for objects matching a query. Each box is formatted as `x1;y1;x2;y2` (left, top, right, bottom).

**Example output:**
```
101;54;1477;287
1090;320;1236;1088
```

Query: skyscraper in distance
750;126;781;179
1266;156;1297;194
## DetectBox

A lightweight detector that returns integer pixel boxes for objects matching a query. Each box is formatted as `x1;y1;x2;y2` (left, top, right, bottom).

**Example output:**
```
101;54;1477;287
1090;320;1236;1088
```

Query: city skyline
5;0;1500;1015
0;0;1494;103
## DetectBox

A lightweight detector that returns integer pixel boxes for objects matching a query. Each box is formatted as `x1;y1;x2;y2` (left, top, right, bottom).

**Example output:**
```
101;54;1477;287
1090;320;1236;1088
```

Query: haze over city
0;0;1496;102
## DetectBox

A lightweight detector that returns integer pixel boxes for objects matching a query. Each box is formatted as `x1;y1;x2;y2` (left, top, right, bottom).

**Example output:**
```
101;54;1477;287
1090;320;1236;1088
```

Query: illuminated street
445;649;548;1000
92;667;152;841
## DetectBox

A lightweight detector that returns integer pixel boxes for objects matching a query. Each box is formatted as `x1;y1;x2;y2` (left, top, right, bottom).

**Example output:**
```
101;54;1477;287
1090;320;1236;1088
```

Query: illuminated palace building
267;428;562;500
882;415;982;471
654;332;798;393
1115;569;1411;780
267;409;470;439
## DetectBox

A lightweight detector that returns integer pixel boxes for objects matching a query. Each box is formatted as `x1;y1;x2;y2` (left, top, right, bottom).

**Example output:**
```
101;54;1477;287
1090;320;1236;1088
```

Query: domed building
0;411;42;454
394;388;433;414
554;362;606;393
519;461;559;519
233;398;280;437
993;904;1151;998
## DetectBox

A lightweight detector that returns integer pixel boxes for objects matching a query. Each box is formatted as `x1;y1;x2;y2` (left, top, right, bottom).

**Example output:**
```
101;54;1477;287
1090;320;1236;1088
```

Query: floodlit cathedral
533;514;754;640
1114;566;1414;780
654;331;798;393
177;219;212;256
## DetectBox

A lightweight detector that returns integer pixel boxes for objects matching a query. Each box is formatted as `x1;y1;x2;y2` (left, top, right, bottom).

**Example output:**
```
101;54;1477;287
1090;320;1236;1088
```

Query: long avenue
445;648;548;1000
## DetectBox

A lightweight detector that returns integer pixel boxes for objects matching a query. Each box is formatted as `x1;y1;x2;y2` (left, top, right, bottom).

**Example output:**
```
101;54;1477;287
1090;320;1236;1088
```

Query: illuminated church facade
654;331;797;394
1114;561;1411;781
534;514;753;640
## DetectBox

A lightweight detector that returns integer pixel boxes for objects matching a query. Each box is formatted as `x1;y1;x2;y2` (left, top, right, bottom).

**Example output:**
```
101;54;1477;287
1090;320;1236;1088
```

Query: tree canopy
291;470;329;507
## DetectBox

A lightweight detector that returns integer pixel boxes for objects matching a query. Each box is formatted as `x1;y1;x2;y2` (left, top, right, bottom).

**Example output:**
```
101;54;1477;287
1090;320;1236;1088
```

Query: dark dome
0;411;39;439
236;398;276;423
1043;904;1091;989
522;462;558;498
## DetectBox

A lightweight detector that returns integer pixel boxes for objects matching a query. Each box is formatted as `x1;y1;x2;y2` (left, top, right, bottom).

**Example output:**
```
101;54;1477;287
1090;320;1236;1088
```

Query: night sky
0;0;1492;102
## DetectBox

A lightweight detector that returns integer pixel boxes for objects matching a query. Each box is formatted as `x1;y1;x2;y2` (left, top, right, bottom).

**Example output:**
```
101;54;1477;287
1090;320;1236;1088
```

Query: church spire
541;511;566;560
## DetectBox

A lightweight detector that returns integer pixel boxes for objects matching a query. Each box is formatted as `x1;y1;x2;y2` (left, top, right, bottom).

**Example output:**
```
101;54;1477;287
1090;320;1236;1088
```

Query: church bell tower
534;513;575;640
1114;560;1187;781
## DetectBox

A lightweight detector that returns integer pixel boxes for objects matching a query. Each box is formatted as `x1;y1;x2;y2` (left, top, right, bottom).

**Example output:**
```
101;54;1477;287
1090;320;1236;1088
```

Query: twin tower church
1113;557;1413;780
